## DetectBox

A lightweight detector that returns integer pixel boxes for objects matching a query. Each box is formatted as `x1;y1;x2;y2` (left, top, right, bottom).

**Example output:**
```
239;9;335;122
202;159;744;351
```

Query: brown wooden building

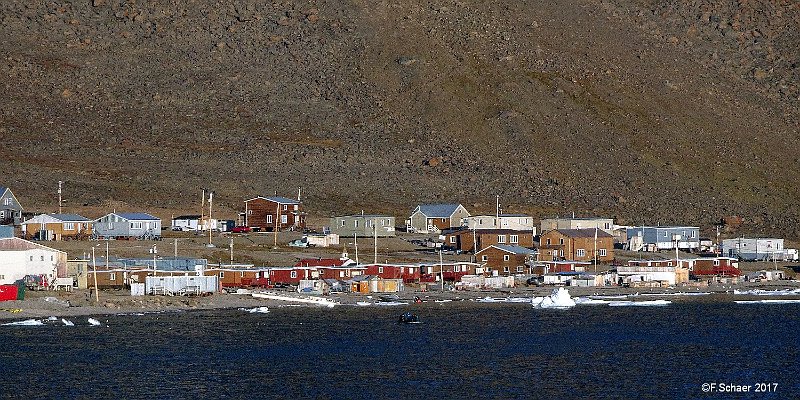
475;245;537;276
539;229;614;263
243;196;305;231
443;229;535;253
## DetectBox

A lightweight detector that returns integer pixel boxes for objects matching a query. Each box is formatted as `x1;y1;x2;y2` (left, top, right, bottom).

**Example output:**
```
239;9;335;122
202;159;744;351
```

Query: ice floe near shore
532;288;577;309
733;288;800;296
735;299;800;305
608;300;672;307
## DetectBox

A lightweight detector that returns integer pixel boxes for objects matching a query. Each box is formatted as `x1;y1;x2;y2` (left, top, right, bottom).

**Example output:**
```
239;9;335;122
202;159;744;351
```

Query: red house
363;264;421;282
268;267;317;285
318;266;367;280
244;196;306;232
690;257;741;277
295;257;354;268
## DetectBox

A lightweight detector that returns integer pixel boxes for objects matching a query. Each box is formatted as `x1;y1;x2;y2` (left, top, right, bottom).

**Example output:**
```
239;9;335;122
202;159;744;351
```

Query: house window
109;273;116;281
294;205;298;210
266;215;273;224
3;198;10;205
281;215;287;224
283;205;288;211
497;235;506;244
241;271;245;277
576;249;586;257
378;267;384;273
354;220;359;228
517;266;524;273
450;236;456;244
290;271;297;279
51;255;53;261
220;271;225;278
0;275;4;280
713;259;720;266
385;219;390;226
503;267;509;273
340;220;346;227
510;235;519;244
559;238;564;245
108;223;114;230
598;249;607;257
64;223;75;231
668;262;673;266
0;211;4;218
339;271;345;278
30;256;33;261
131;222;143;229
481;255;488;262
503;255;510;261
663;232;668;237
41;255;44;261
546;238;551;245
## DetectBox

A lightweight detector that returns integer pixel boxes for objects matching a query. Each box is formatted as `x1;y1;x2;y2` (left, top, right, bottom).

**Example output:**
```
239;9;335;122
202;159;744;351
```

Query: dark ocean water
1;301;798;399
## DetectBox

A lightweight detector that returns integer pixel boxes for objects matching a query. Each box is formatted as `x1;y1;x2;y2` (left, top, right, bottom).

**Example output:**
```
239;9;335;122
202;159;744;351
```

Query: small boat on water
398;312;420;324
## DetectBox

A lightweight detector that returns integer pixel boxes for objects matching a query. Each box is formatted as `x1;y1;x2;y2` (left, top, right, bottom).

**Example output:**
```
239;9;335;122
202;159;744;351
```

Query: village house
93;212;162;240
442;228;535;253
0;237;67;286
475;245;537;276
294;257;355;268
687;257;740;278
540;217;614;235
407;203;470;233
170;215;201;231
20;214;93;240
626;226;700;252
0;186;23;226
534;260;593;275
539;229;614;263
620;259;691;285
462;214;537;234
330;214;396;237
419;262;482;282
318;265;367;281
721;238;790;261
349;275;405;294
363;264;421;282
243;196;305;232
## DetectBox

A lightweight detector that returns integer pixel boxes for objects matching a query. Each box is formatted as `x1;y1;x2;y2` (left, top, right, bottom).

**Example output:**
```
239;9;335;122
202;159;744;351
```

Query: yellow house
21;214;93;240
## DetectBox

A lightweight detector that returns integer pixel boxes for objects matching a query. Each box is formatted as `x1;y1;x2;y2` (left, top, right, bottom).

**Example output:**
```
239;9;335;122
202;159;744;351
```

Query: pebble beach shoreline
3;280;800;322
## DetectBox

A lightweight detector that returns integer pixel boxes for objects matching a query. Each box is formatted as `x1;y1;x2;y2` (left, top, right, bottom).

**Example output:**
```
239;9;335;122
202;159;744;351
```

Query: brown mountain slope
0;0;798;236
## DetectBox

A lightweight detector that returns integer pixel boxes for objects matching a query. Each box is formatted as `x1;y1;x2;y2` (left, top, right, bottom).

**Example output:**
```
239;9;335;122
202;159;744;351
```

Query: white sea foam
733;288;800;296
375;301;409;306
61;319;75;326
3;319;45;326
638;292;712;297
735;299;800;305
533;288;576;309
242;307;270;314
574;297;612;305
88;318;102;326
608;300;671;307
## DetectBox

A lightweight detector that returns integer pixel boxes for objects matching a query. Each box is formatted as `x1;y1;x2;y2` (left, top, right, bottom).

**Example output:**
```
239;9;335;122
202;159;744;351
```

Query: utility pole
58;181;63;214
207;191;214;247
201;188;206;232
439;249;445;291
174;238;178;259
273;204;280;248
92;244;99;302
373;217;378;265
230;237;234;264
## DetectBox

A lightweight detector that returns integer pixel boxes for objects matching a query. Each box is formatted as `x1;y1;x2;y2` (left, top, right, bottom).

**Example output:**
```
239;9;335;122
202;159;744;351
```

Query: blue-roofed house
475;244;537;276
243;195;305;232
20;213;93;240
0;186;24;226
93;212;161;239
407;203;470;233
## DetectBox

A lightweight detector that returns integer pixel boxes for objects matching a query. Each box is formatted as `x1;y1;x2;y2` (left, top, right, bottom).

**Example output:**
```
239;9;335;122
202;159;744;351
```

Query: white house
0;238;67;285
462;214;536;234
541;217;614;235
94;212;161;239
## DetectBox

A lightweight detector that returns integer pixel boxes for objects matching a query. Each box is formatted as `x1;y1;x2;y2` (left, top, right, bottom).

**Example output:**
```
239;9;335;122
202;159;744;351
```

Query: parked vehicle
231;226;251;233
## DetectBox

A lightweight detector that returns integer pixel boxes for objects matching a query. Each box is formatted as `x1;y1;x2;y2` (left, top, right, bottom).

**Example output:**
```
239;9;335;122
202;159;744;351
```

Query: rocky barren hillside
0;0;798;237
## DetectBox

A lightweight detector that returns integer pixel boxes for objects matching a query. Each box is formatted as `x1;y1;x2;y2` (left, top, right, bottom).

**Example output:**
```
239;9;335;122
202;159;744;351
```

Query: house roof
0;237;66;253
116;212;159;221
416;204;463;218
335;214;393;218
245;196;300;205
22;214;91;224
550;229;613;238
477;244;536;255
445;228;531;236
49;214;90;222
0;186;6;194
294;258;354;267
